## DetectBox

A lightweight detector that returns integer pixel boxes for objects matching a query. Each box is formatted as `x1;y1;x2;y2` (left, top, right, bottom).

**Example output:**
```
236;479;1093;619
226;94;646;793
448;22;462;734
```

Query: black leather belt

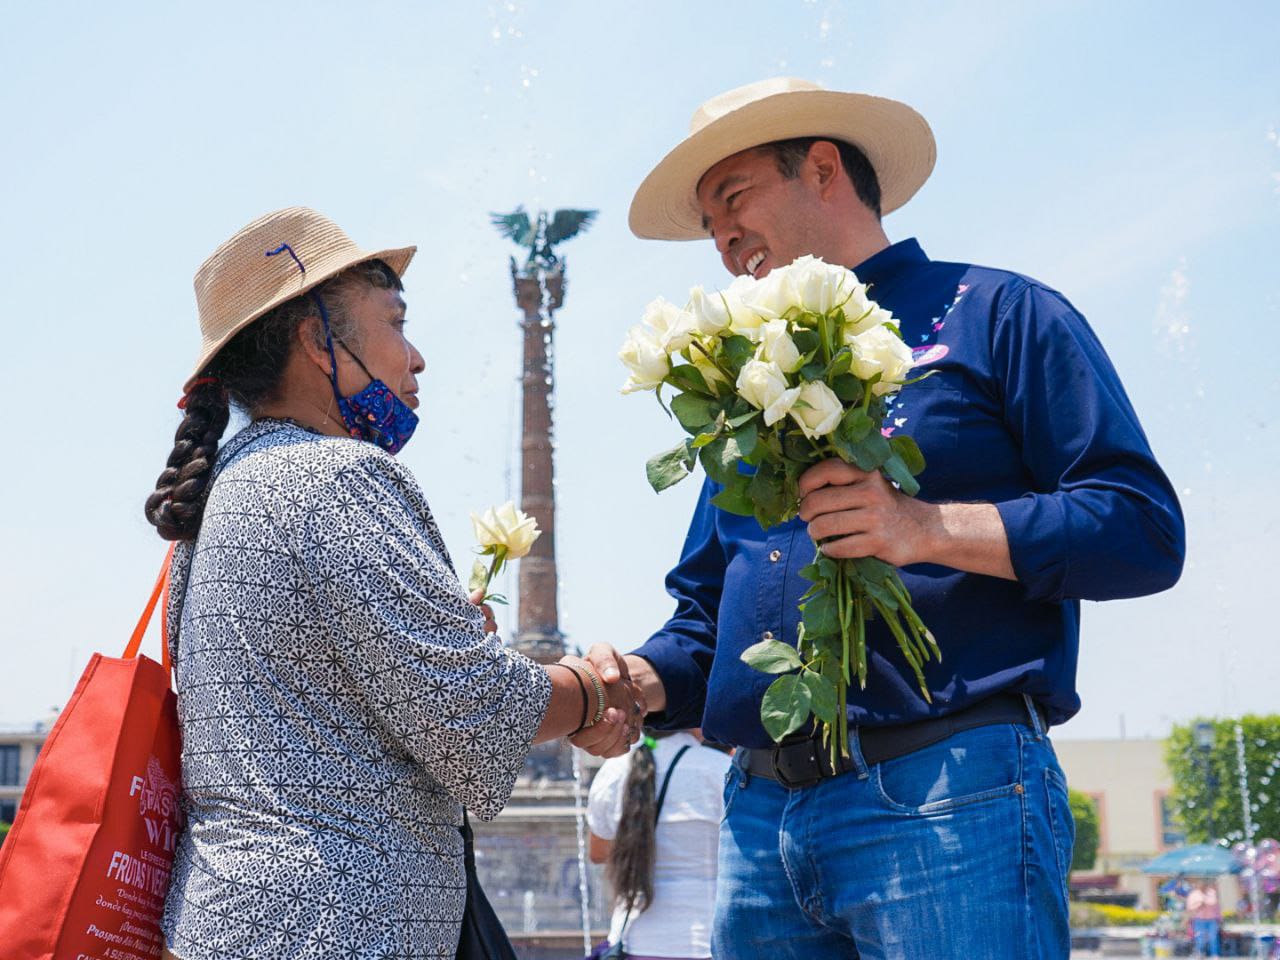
738;694;1047;790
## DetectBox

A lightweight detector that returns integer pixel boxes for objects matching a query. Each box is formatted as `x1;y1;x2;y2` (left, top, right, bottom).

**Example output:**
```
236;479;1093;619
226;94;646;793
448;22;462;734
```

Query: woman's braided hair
144;259;402;541
606;728;675;915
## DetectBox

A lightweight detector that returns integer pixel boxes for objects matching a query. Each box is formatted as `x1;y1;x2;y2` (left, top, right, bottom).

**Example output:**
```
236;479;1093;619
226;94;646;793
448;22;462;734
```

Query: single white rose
757;319;804;373
789;380;845;439
471;501;541;558
738;265;799;322
687;285;732;336
618;324;670;393
850;324;915;396
642;296;697;353
723;274;766;339
843;300;898;339
736;358;800;426
788;255;861;316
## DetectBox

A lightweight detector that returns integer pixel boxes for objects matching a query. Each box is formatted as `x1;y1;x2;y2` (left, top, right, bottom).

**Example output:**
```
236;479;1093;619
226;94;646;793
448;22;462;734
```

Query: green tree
1069;789;1100;872
1166;715;1280;845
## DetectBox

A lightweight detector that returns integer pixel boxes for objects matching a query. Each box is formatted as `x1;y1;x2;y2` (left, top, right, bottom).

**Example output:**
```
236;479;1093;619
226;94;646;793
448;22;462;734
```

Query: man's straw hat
187;206;416;389
629;78;936;241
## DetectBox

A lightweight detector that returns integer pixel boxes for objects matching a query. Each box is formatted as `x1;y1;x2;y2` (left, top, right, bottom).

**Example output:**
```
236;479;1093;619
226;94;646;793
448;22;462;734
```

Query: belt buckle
770;739;823;790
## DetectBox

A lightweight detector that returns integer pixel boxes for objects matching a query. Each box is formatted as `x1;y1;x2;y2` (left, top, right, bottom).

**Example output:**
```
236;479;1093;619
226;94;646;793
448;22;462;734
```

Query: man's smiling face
696;145;829;280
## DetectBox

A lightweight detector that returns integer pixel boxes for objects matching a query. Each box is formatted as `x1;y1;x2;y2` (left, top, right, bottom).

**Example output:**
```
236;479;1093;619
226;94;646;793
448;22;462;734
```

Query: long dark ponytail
144;258;401;541
606;729;675;915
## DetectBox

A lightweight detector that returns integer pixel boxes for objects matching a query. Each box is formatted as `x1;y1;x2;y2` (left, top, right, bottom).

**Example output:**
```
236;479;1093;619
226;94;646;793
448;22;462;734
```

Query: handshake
472;592;655;759
556;645;651;759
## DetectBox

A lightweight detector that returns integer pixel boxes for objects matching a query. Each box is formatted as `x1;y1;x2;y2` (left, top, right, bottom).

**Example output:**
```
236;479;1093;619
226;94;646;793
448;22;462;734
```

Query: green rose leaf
839;408;873;443
700;434;743;485
802;672;839;724
882;452;921;496
710;473;754;516
645;440;695;493
721;334;756;370
852;556;893;582
850;430;891;471
830;373;863;403
741;638;804;674
889;434;926;475
792;328;821;356
760;674;814;741
800;359;826;382
666;363;710;396
733;418;759;460
749;459;788;525
671;392;720;433
826;347;853;379
801;589;840;637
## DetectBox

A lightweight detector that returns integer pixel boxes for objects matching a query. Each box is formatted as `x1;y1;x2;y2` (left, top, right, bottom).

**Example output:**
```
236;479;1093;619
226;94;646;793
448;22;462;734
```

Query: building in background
0;715;55;823
1057;738;1240;910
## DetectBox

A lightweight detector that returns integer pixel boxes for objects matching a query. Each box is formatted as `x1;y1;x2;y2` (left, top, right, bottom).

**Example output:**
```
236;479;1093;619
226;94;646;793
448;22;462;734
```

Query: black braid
144;381;230;541
144;258;404;542
606;728;676;915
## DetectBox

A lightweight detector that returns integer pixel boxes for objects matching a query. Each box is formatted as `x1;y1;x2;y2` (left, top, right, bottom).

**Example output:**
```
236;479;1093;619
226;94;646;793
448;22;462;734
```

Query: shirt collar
852;237;928;288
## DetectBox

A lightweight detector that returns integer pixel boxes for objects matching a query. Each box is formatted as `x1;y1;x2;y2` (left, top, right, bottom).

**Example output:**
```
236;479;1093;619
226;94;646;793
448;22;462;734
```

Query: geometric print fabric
161;419;551;959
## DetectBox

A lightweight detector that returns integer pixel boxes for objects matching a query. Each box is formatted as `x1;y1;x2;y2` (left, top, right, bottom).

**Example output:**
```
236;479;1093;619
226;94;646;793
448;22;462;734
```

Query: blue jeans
1192;919;1221;956
713;706;1074;959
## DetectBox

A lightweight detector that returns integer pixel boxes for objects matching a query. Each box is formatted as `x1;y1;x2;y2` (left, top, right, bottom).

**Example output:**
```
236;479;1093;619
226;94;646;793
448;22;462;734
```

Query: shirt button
763;631;774;641
769;550;782;563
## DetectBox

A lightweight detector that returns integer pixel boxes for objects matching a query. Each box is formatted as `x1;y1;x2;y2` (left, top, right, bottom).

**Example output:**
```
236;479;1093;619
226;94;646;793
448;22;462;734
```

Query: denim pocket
720;766;741;824
1045;766;1075;903
873;722;1024;814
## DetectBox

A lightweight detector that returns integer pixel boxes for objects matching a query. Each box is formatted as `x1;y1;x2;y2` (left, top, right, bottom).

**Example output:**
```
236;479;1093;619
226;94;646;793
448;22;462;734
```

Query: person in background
1186;879;1222;957
588;729;731;960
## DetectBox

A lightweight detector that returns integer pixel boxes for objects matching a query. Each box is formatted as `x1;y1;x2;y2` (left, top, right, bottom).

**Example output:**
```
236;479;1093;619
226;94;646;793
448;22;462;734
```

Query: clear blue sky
1;1;1275;738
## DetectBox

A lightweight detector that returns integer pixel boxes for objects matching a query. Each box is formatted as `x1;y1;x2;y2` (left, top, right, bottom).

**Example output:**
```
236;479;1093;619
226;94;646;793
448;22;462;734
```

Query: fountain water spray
1233;720;1265;956
571;743;592;954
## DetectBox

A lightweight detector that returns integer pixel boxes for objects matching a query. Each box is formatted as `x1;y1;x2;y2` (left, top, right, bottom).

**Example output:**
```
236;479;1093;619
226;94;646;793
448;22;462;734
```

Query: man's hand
467;589;499;634
797;459;1017;580
564;645;644;758
797;459;937;566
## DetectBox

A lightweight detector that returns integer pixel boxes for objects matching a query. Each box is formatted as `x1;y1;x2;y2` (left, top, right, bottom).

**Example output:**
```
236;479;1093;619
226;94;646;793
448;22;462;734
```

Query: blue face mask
314;294;419;456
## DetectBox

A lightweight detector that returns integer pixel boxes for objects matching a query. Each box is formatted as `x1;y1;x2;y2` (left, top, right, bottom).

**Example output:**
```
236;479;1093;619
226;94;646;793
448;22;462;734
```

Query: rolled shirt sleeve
632;478;726;731
991;284;1186;603
298;455;551;820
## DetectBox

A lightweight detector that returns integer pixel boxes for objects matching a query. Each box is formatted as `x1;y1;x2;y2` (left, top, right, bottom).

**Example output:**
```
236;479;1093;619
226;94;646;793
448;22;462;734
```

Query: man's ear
296;315;333;376
807;140;844;197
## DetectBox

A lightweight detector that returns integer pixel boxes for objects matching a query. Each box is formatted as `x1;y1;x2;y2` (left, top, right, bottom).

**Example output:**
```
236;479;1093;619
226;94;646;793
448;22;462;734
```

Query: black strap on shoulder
616;742;693;944
652;744;691;824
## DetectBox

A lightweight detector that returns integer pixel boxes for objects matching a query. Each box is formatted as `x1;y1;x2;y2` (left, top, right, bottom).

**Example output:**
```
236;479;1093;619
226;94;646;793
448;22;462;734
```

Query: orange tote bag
0;547;181;960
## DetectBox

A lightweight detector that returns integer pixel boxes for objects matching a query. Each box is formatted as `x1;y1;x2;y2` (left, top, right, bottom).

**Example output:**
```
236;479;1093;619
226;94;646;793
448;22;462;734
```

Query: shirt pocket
888;375;963;461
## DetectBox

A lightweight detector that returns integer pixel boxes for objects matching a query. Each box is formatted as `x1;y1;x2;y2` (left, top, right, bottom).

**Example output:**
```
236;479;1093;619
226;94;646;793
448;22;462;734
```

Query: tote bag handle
120;542;176;671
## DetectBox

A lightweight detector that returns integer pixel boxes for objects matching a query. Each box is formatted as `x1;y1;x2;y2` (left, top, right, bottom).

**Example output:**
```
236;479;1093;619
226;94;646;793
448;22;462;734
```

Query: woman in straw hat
145;207;642;959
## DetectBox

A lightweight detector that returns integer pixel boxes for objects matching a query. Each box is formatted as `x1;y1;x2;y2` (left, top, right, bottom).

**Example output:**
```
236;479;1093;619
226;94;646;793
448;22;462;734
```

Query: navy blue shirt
634;239;1185;749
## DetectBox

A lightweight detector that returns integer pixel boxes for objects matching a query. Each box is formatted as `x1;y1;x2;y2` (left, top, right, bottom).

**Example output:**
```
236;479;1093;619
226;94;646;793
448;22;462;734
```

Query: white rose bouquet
468;501;541;604
621;255;939;761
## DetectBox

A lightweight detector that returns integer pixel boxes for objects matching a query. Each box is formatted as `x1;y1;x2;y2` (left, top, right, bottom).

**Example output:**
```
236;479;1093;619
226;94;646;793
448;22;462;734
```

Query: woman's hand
564;646;644;758
468;589;499;634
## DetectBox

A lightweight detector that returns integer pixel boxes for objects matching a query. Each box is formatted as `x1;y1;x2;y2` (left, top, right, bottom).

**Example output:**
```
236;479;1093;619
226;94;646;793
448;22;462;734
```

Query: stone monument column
511;264;564;665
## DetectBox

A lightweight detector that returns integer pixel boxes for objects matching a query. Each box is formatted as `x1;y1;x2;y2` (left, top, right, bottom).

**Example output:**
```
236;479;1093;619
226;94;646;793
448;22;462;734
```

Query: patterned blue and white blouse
161;418;551;960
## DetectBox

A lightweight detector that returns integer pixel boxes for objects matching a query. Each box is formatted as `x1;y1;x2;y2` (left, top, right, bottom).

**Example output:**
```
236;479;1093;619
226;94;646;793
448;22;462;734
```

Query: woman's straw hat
629;78;936;241
187;206;416;388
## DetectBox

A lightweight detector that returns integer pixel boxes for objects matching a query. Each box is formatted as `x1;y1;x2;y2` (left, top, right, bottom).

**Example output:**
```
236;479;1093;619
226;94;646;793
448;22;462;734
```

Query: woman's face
336;285;425;410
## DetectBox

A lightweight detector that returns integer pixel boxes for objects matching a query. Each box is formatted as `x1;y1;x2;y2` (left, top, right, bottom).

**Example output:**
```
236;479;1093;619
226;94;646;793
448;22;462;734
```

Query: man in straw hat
609;78;1185;957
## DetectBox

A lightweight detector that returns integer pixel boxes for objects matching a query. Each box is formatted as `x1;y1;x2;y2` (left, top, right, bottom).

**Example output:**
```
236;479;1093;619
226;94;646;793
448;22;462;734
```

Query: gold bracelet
564;662;606;729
